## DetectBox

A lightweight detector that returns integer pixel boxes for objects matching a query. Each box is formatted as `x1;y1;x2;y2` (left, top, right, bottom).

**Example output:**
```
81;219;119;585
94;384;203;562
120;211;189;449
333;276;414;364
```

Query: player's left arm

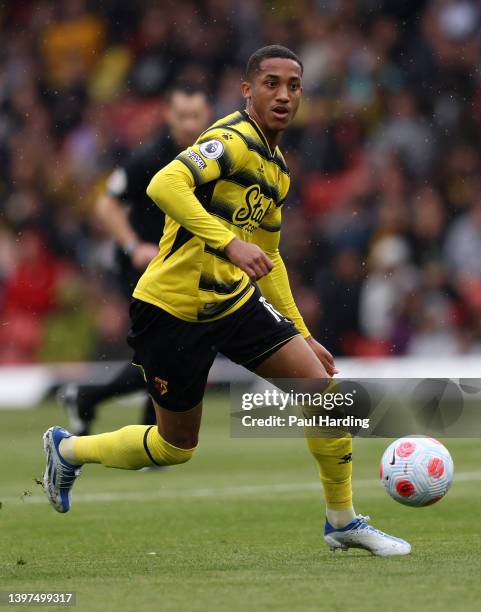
254;206;337;376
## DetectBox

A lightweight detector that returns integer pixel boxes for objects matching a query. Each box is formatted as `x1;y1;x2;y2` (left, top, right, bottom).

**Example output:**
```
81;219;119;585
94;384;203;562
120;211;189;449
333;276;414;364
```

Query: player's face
242;58;302;134
167;92;212;149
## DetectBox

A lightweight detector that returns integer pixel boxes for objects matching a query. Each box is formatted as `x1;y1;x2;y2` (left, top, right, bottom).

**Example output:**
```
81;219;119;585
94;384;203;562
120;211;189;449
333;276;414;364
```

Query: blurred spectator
359;236;418;348
444;195;481;280
407;302;459;356
40;0;105;136
409;185;447;267
369;90;436;178
438;144;481;214
128;6;172;97
315;248;363;355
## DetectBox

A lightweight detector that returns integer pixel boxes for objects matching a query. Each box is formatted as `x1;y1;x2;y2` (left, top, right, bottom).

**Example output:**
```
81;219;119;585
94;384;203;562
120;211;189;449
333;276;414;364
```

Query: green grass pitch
1;390;481;611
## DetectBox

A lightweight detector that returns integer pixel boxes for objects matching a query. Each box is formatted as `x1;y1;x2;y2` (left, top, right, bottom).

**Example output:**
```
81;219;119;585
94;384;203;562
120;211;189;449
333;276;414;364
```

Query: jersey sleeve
145;128;248;251
174;128;249;186
254;205;310;338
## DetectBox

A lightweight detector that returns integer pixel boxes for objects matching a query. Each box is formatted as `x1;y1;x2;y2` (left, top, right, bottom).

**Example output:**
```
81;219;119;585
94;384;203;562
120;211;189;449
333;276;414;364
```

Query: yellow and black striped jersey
133;110;309;337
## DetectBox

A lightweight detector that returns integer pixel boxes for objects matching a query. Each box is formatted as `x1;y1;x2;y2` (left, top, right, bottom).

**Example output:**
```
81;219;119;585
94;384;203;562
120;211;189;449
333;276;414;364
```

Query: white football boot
324;515;411;556
43;426;81;513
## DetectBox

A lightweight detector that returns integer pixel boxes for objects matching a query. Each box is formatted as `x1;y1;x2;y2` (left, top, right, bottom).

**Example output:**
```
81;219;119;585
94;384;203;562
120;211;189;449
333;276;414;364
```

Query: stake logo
233;185;273;233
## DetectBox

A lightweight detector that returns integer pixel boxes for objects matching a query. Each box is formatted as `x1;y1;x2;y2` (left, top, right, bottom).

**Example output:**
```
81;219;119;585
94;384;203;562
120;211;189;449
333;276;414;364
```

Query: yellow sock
72;425;196;470
306;435;353;511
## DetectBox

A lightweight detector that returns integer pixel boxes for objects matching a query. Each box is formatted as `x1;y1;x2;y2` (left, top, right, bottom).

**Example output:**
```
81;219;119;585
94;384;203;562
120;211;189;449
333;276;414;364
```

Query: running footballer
43;45;410;556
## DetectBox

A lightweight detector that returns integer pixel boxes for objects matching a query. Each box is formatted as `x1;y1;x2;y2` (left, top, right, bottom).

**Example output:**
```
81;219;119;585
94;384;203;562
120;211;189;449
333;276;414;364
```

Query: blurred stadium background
2;0;481;373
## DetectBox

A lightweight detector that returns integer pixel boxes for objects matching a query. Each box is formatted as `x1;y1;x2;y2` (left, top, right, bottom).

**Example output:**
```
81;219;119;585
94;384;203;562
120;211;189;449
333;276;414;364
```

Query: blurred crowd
1;0;481;363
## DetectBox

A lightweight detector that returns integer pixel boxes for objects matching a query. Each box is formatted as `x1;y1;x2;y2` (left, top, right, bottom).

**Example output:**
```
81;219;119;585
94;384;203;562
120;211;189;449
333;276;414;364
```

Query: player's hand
305;336;339;377
131;242;159;270
224;238;273;281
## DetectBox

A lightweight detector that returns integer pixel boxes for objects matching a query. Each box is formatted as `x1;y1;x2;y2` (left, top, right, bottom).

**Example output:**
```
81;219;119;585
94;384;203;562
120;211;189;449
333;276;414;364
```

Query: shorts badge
154;377;168;396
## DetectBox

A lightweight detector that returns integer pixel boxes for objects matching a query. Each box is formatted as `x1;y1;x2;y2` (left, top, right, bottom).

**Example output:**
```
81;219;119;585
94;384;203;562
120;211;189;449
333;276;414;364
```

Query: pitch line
3;470;481;506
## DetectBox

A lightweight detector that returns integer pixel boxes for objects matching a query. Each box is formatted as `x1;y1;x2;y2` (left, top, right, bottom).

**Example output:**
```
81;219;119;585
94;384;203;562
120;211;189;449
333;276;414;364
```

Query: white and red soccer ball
380;437;454;507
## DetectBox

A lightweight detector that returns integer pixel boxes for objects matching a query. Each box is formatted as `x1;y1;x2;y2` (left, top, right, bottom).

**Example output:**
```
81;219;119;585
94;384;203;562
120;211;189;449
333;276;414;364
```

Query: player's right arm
224;238;273;281
146;130;272;279
96;168;158;269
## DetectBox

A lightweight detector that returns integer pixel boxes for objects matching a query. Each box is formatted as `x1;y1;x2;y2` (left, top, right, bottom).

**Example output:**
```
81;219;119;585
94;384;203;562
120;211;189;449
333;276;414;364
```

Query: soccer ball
380;437;454;507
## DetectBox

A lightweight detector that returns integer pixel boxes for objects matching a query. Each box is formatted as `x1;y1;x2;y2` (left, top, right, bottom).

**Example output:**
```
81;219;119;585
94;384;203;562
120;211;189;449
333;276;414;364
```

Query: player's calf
58;425;197;470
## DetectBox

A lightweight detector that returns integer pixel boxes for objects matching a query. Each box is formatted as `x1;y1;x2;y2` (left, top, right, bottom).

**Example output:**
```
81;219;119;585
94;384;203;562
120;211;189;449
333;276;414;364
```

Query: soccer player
59;83;212;435
43;46;410;556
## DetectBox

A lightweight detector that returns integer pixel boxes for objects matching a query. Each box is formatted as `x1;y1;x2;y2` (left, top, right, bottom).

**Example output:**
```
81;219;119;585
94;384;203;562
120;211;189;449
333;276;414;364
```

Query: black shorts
127;287;299;411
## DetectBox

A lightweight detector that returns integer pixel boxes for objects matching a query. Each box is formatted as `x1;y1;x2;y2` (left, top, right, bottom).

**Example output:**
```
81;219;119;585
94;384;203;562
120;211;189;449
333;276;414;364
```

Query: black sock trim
143;425;161;466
